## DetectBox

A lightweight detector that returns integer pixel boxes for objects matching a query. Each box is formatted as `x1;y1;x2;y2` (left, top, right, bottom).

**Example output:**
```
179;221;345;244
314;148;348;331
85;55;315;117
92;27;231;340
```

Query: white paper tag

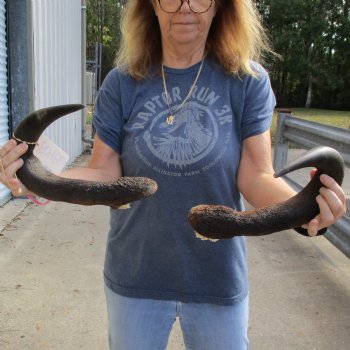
33;135;69;174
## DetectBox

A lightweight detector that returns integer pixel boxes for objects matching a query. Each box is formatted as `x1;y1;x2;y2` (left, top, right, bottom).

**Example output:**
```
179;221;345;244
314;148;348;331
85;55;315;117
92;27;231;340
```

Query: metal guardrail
274;110;350;258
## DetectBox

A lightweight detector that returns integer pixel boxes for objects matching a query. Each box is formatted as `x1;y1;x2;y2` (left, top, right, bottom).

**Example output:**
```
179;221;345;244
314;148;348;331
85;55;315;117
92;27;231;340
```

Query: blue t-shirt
93;56;276;305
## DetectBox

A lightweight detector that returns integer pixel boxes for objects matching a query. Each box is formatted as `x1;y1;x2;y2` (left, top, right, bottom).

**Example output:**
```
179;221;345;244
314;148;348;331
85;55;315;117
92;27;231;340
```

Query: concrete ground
0;150;349;350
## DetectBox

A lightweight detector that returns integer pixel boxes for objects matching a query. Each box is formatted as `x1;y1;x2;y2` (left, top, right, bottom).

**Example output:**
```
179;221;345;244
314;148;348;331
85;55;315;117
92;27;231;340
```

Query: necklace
161;56;205;125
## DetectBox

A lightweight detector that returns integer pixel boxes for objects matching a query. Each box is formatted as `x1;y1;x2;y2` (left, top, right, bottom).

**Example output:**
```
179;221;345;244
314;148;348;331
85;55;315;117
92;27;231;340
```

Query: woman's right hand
0;139;30;196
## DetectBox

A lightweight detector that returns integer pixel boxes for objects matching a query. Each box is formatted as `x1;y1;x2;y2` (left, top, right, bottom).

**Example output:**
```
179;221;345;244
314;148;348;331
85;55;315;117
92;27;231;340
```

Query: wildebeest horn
14;105;157;208
188;146;344;239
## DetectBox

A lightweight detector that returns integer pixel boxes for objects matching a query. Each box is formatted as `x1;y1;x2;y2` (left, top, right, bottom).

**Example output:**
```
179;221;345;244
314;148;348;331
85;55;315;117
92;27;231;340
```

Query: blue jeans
105;284;249;350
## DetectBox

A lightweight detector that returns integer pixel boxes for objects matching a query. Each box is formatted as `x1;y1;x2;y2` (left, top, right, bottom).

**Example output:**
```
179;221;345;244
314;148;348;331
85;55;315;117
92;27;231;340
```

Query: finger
0;160;28;196
319;187;346;221
309;168;317;178
307;218;320;237
320;174;347;205
0;158;24;194
1;158;24;180
0;151;12;188
9;178;24;196
315;194;339;227
0;141;29;196
0;139;18;158
306;191;346;237
1;142;28;169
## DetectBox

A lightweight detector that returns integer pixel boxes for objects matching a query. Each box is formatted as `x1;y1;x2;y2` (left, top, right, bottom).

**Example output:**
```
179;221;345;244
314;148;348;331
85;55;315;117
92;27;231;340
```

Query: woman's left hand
304;171;347;236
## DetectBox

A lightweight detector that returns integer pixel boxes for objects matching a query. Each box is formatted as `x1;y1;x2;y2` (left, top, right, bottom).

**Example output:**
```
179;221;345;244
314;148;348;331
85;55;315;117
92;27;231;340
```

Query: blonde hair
116;0;272;79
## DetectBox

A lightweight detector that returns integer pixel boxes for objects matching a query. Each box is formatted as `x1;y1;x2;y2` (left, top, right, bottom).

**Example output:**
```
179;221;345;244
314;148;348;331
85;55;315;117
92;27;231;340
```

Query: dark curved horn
15;105;157;207
188;146;344;239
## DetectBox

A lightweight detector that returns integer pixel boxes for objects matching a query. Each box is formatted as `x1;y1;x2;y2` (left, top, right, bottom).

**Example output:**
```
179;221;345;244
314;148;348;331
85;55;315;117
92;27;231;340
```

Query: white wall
31;0;83;162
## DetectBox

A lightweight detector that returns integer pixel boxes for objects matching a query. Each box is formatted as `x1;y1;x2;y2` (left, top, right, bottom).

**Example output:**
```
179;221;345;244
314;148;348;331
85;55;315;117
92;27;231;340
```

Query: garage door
0;0;11;205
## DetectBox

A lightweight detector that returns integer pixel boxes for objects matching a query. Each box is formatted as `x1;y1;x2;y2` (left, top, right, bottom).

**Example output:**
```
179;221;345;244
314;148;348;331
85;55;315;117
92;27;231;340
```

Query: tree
86;0;127;81
257;0;350;109
311;0;350;109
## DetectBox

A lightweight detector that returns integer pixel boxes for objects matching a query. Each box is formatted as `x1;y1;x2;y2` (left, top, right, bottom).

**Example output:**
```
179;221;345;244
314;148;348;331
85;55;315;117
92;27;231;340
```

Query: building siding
0;0;11;205
31;0;83;161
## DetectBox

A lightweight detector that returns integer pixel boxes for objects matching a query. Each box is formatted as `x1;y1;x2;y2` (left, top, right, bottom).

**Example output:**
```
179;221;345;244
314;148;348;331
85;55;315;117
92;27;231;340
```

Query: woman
0;1;346;349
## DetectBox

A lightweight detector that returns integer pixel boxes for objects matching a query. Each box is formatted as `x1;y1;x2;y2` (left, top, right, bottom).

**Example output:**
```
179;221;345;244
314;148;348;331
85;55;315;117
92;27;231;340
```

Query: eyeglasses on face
157;0;213;14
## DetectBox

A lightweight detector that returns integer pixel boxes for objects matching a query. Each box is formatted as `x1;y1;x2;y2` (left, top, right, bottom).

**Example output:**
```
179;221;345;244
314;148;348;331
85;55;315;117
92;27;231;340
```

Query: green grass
85;107;93;124
271;108;350;141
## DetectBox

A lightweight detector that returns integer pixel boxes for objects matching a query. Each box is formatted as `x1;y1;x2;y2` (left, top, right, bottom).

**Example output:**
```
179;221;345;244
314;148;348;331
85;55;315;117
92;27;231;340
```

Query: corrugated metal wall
0;0;11;205
31;0;83;161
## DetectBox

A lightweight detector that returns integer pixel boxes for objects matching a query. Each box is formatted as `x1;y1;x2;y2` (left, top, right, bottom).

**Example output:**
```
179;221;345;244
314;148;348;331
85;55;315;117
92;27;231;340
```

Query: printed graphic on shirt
132;86;233;177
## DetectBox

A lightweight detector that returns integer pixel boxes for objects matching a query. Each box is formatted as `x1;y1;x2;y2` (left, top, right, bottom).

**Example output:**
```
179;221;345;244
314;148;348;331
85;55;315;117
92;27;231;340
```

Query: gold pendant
166;115;175;125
